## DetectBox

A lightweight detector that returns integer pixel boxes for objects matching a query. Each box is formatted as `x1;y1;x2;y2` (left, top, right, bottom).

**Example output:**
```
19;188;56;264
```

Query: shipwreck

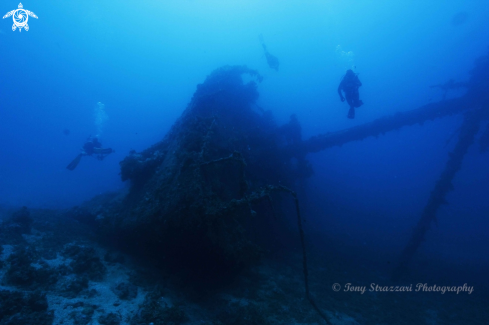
73;51;489;323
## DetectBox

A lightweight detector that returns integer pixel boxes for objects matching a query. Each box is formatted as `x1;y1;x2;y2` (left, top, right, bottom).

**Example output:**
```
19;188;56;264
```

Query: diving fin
66;154;83;171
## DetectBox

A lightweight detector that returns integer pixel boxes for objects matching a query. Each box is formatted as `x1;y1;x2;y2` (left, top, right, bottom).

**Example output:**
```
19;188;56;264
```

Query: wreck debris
392;108;485;280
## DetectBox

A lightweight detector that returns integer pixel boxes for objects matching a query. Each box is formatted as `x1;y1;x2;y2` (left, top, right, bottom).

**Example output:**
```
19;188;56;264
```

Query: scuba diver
66;136;114;171
259;34;279;71
338;69;363;119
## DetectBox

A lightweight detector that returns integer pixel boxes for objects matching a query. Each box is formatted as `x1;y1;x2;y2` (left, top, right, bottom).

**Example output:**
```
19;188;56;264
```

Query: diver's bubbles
94;102;108;138
335;45;355;71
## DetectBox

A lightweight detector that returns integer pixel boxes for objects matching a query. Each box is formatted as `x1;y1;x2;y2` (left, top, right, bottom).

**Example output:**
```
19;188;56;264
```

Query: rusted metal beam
392;108;484;280
286;96;476;158
285;49;489;157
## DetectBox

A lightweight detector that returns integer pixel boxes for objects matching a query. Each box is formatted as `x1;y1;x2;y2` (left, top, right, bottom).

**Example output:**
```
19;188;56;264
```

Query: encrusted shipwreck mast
392;107;485;280
391;53;489;280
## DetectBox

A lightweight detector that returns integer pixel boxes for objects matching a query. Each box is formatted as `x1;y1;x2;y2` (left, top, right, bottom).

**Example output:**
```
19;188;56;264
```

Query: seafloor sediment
1;206;487;325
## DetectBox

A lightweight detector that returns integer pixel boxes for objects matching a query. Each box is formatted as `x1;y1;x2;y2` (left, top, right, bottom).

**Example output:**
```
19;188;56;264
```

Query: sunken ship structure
65;51;489;321
89;51;489;278
97;66;305;283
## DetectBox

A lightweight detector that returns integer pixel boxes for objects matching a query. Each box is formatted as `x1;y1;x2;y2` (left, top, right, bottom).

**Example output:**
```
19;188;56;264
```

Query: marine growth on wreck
100;66;311;283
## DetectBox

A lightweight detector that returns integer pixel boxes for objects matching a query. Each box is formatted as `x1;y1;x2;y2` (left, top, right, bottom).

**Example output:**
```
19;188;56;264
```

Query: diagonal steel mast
392;108;485;280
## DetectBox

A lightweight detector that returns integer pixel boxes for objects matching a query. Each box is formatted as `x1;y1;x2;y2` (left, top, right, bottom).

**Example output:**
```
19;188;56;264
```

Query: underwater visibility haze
0;1;488;324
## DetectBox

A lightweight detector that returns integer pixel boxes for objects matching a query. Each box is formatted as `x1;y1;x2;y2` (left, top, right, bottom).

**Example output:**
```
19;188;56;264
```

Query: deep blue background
1;1;488;272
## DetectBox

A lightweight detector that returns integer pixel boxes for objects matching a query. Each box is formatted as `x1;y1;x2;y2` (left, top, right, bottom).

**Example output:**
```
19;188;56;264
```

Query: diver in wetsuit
259;34;279;71
66;136;114;171
338;69;363;119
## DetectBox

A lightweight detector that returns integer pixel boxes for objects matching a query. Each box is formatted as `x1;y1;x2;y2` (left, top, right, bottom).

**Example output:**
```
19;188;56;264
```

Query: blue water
1;0;488;290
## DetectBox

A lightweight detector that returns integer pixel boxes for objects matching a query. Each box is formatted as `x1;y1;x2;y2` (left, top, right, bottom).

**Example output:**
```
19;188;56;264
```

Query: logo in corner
3;3;37;32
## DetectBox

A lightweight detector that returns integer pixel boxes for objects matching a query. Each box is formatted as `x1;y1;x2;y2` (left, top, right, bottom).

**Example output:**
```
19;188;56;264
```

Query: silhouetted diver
259;34;279;71
66;136;114;171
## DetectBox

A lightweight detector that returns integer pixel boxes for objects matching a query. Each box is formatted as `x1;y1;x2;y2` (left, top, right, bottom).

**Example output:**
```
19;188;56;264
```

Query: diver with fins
338;69;363;119
259;34;279;71
66;136;114;171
